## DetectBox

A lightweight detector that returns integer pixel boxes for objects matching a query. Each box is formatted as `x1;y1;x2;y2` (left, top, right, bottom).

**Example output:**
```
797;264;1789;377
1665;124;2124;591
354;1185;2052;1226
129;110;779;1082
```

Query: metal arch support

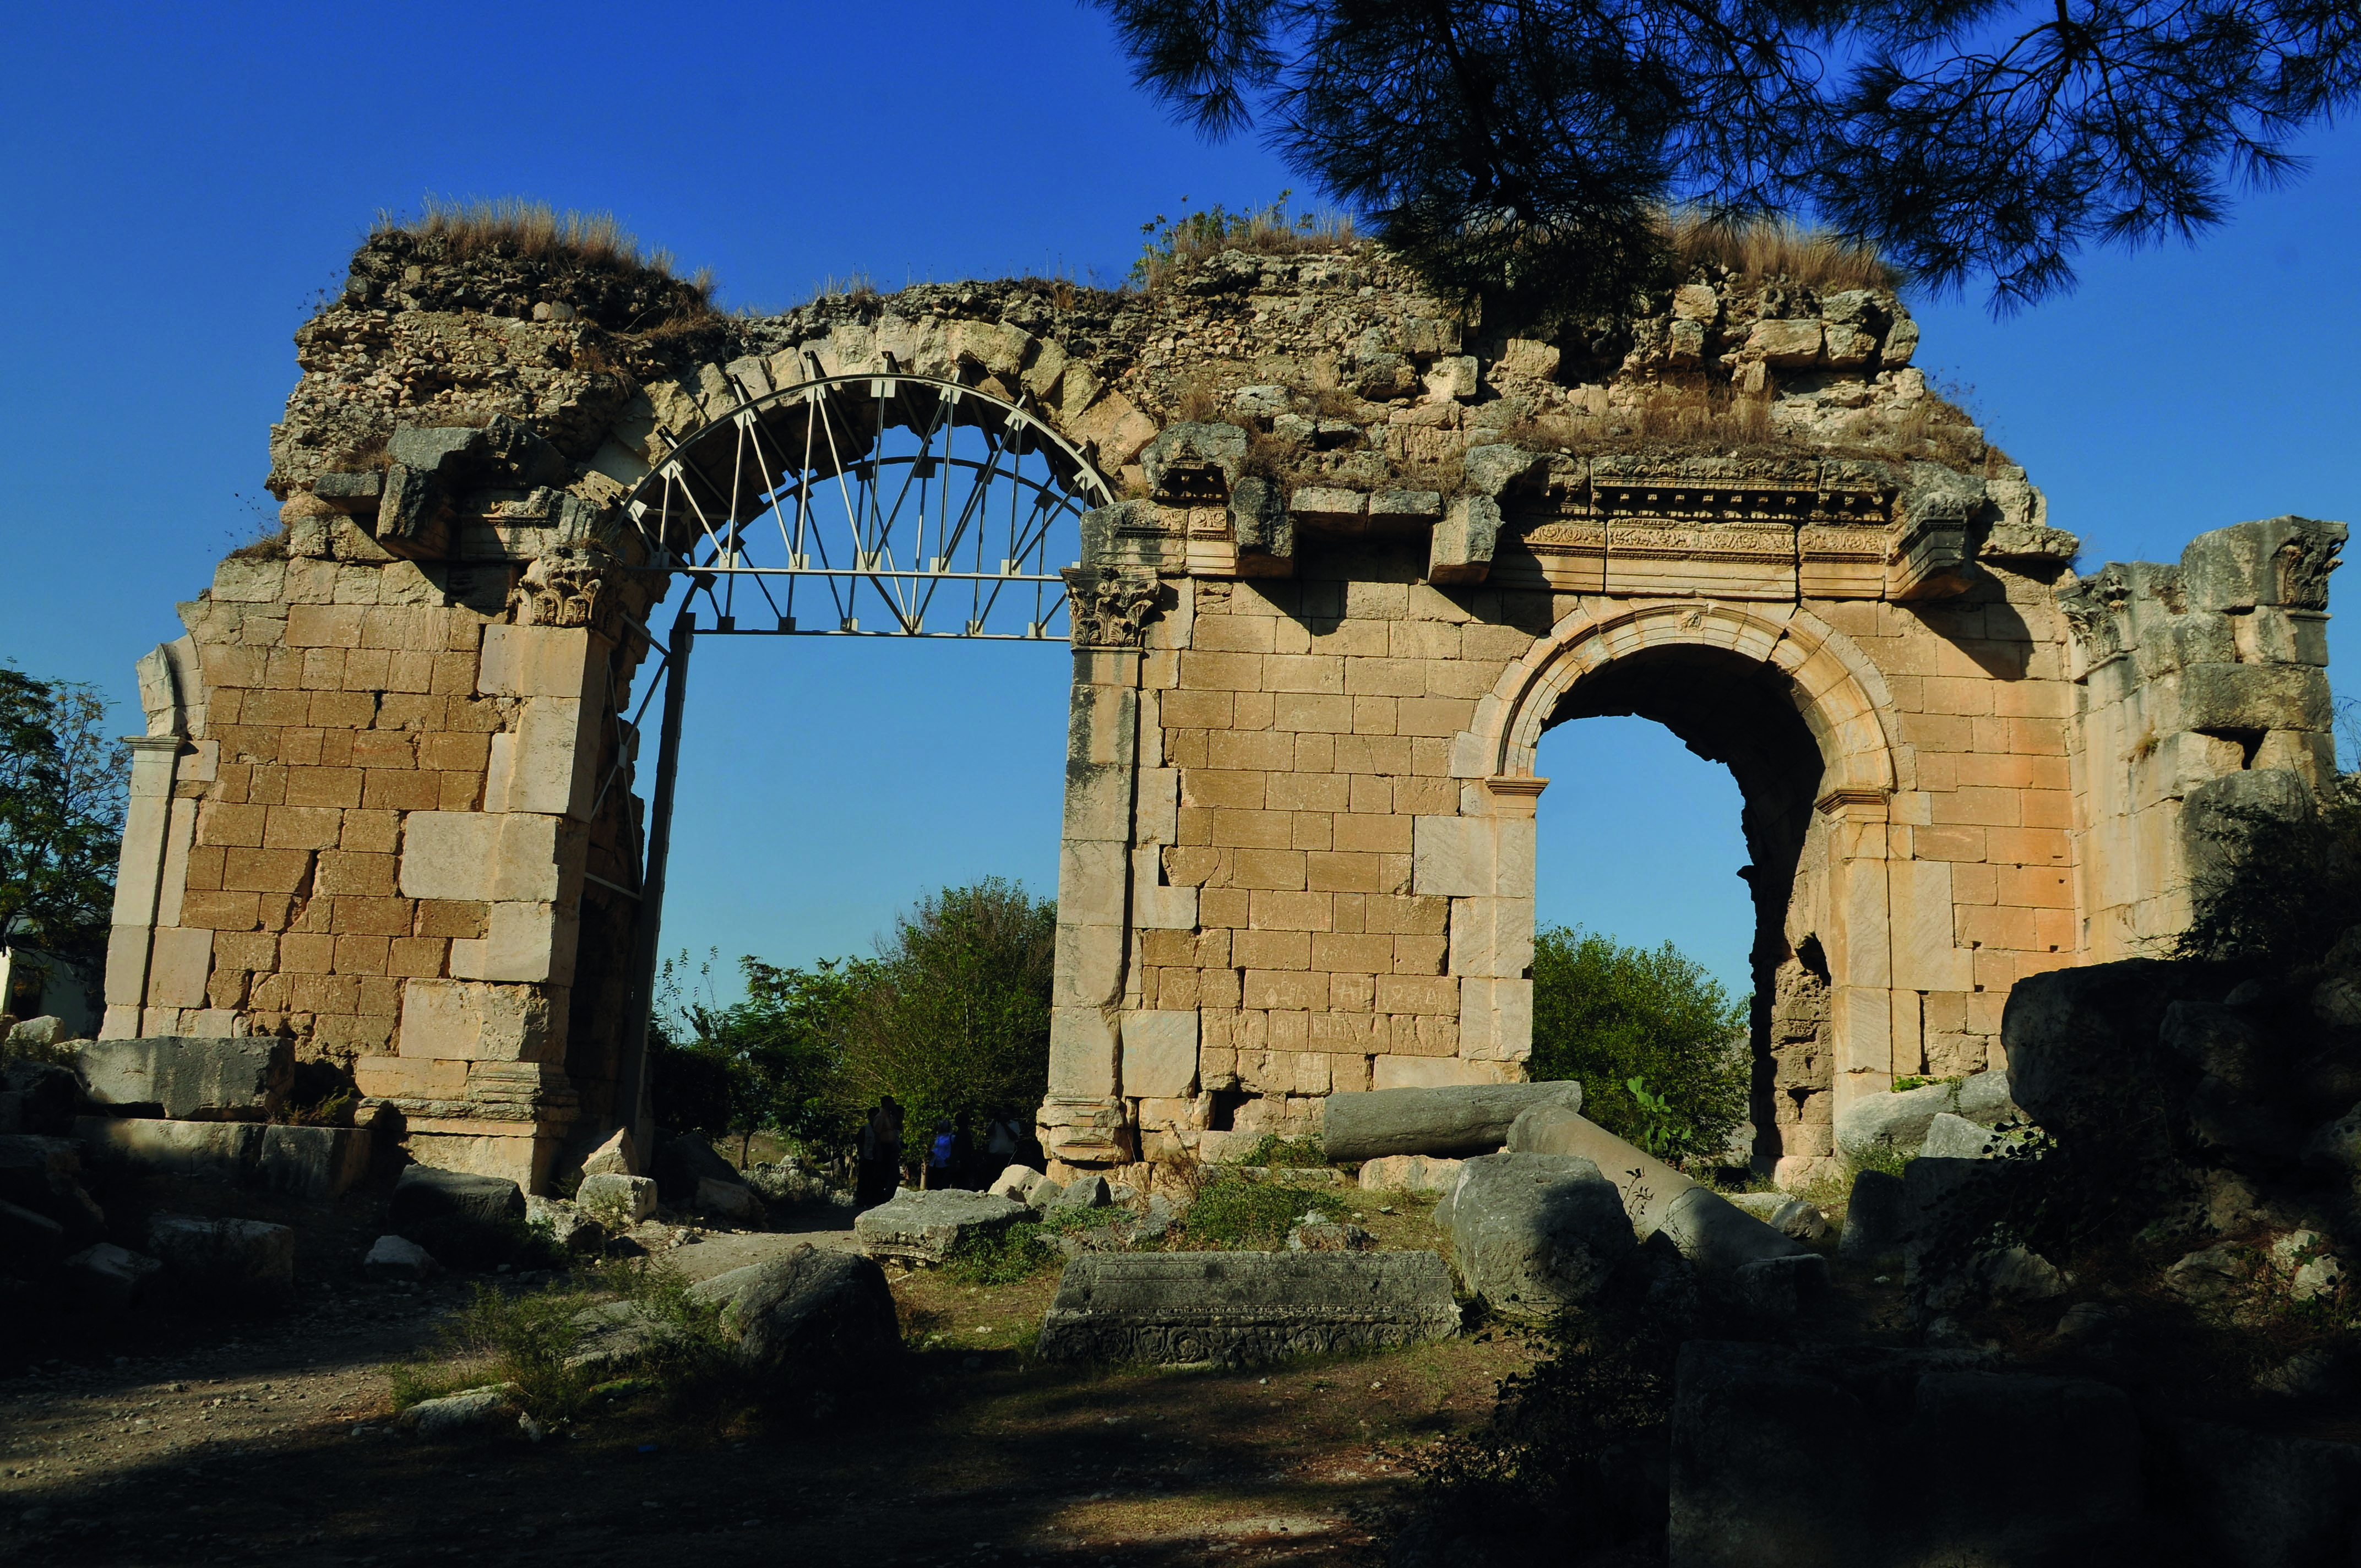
615;372;1113;643
599;374;1115;1139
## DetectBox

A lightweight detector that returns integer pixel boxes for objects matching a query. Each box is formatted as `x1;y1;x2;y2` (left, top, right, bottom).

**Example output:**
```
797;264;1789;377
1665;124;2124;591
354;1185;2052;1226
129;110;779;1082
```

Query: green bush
1408;1288;1690;1553
1180;1176;1346;1249
1528;926;1749;1166
445;1281;595;1421
943;1222;1060;1285
1223;1132;1329;1168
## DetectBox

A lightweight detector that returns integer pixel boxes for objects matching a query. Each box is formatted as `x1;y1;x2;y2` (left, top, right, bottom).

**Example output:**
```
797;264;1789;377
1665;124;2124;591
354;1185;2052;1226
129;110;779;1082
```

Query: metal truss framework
618;371;1111;642
597;373;1111;1124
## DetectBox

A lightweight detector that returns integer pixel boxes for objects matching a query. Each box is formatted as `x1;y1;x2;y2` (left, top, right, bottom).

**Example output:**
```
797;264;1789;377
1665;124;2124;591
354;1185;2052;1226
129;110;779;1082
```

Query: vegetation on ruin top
1656;209;1901;295
1130;191;1361;288
374;197;709;290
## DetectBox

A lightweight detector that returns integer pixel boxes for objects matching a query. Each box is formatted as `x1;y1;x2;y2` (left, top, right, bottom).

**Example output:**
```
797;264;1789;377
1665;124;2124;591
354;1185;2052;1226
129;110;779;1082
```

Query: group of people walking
852;1096;1031;1205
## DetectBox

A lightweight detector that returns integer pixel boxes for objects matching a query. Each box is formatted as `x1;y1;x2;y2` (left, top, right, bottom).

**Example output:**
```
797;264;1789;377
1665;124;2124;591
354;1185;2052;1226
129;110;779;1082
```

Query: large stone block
75;1115;366;1199
1356;1153;1465;1194
1435;1151;1633;1318
396;978;566;1063
146;1212;297;1297
687;1246;902;1383
389;1163;526;1226
398;812;580;905
1321;1080;1582;1161
476;623;603;699
1122;1010;1200;1098
855;1188;1027;1265
2002;958;2208;1142
74;1036;291;1121
483;696;598;819
1509;1106;1820;1308
1037;1250;1459;1365
1668;1342;2145;1567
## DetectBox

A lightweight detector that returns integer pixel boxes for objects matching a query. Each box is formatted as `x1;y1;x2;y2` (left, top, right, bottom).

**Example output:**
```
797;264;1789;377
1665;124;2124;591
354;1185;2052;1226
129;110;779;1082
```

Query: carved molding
511;551;622;638
1063;565;1162;649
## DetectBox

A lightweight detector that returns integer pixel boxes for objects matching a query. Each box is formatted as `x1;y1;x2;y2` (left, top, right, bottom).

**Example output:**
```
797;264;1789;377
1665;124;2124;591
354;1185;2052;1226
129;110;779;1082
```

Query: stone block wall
100;224;2345;1193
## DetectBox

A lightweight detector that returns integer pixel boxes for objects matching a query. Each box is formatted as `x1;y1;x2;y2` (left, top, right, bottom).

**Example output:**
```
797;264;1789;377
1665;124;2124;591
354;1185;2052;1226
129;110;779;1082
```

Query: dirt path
1;1194;1527;1567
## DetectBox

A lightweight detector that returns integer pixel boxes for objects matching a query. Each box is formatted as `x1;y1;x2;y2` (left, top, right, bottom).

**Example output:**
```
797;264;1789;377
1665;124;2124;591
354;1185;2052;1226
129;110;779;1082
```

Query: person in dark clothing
924;1118;956;1190
950;1113;977;1188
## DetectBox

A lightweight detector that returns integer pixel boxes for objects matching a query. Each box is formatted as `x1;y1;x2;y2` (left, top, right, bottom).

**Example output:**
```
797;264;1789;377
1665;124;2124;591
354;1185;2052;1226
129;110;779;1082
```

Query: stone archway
104;229;2344;1195
1469;600;1907;1182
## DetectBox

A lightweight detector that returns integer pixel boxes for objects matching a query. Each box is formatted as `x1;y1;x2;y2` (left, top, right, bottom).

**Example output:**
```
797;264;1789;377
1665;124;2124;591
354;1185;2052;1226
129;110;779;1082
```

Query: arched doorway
1477;601;1902;1183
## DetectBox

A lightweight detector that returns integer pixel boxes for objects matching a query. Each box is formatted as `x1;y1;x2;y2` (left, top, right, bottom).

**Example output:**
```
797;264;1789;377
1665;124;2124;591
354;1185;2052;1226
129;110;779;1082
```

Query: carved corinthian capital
1063;565;1162;650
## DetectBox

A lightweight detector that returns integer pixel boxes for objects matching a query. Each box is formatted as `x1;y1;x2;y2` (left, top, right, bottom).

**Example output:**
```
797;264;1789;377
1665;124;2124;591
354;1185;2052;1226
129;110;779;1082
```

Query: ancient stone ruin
96;227;2342;1191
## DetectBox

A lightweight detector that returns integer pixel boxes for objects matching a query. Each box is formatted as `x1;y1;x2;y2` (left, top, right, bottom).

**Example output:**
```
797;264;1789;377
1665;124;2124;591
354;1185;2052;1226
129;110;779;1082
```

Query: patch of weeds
1225;1133;1331;1169
1889;1074;1963;1095
1179;1174;1347;1250
582;1256;735;1395
944;1222;1060;1286
445;1281;594;1421
386;1363;472;1413
1848;1145;1912;1182
1401;1287;1690;1557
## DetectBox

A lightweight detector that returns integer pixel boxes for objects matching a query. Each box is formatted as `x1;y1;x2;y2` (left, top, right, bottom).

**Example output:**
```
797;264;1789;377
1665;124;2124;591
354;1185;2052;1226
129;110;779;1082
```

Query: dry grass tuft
1172;374;1223;424
376;197;689;279
1133;192;1359;290
1658;209;1900;292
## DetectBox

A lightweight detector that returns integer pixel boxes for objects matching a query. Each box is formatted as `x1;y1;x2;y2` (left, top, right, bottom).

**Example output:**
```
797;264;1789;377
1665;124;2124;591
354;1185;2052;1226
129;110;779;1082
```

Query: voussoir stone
987;1163;1045;1202
1320;1081;1583;1162
1921;1112;1997;1160
854;1188;1027;1265
1437;1151;1632;1319
1037;1250;1459;1366
1507;1106;1818;1310
580;1126;638;1177
62;1242;163;1314
1833;1080;1959;1159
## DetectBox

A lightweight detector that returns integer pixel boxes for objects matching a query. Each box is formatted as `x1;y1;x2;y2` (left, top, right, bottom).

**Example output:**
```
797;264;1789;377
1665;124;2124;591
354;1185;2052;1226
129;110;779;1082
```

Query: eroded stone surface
1037;1250;1457;1365
854;1189;1027;1265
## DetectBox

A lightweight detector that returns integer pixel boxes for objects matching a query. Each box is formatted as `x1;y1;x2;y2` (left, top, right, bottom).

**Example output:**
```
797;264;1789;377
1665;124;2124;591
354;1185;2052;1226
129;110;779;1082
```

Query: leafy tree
0;669;126;969
1092;0;2361;317
1528;925;1749;1164
650;949;869;1163
840;877;1057;1142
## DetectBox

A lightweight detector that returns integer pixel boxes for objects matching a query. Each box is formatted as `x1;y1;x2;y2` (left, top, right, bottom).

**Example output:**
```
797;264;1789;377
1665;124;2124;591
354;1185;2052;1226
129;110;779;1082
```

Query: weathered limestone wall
2060;519;2343;959
103;226;2343;1192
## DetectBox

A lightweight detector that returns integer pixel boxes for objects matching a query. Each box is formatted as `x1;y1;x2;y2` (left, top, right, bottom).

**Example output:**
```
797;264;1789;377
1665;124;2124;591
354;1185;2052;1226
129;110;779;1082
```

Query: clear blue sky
3;2;2355;1000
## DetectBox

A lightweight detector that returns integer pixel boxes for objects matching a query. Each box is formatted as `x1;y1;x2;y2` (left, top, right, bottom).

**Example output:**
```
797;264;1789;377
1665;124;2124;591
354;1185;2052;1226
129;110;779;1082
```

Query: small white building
1;945;97;1038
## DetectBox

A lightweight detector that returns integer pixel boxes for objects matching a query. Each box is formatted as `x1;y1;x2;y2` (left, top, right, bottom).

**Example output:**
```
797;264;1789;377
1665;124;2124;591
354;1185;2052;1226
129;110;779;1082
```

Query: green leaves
0;668;124;967
1094;0;2361;316
1528;926;1749;1167
648;878;1057;1156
